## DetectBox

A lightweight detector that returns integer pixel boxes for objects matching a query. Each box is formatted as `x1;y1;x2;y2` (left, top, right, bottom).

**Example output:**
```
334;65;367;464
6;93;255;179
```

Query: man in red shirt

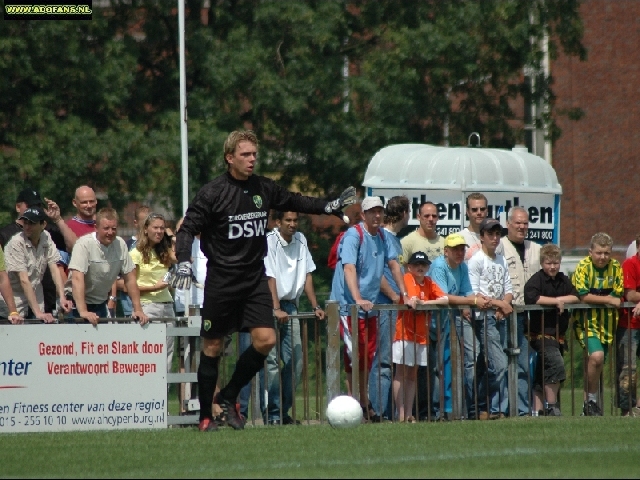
65;185;119;315
619;234;640;416
66;185;97;238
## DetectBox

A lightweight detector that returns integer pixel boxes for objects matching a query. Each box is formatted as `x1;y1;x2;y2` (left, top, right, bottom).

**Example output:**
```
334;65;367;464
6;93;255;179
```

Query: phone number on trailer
526;230;553;241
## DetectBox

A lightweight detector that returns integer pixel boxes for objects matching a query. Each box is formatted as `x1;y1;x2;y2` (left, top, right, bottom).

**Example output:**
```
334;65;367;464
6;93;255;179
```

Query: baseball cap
19;207;47;223
408;251;431;265
479;218;502;234
445;233;469;248
16;188;43;207
361;196;384;211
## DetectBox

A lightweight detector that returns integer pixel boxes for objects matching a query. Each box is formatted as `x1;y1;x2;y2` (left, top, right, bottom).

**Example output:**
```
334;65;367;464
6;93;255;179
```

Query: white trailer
362;143;562;245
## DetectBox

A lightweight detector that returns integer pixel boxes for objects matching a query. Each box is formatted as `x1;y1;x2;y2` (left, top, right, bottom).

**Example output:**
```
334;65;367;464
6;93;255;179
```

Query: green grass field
2;417;640;478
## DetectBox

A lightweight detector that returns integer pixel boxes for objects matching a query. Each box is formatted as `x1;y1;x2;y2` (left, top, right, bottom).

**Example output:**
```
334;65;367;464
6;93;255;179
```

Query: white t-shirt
264;229;315;303
174;237;207;312
467;249;513;300
461;228;482;262
627;240;636;260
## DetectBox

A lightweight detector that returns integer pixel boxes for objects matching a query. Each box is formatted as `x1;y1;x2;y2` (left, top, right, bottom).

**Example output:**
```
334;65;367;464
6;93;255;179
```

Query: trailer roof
362;144;562;194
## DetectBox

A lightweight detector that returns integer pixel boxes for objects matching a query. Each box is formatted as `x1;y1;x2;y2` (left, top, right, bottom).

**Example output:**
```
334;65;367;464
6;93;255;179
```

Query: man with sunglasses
456;192;489;417
461;192;488;262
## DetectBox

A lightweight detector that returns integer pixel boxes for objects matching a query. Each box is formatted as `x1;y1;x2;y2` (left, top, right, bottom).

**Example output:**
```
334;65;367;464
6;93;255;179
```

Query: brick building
552;0;640;257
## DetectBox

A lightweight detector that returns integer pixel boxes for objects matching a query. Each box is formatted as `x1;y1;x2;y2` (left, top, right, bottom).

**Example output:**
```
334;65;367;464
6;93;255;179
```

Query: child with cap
392;251;448;422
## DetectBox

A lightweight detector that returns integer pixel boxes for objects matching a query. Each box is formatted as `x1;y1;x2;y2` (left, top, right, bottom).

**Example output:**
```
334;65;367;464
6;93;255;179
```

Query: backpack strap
354;223;364;244
354;223;384;244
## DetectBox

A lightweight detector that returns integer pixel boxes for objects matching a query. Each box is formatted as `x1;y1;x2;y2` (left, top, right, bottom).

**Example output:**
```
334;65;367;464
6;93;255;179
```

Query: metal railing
3;301;637;426
325;301;639;420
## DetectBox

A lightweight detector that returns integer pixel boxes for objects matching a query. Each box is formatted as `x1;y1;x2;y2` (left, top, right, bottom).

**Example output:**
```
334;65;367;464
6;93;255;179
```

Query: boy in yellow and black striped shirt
572;232;623;416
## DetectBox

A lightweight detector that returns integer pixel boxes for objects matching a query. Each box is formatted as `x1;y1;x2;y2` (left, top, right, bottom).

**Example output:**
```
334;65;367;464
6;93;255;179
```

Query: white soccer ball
326;395;363;428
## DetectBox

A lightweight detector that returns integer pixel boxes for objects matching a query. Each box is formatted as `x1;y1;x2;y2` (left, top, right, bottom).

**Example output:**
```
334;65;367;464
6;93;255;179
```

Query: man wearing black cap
3;207;73;321
4;188;77;250
467;217;513;420
0;188;76;318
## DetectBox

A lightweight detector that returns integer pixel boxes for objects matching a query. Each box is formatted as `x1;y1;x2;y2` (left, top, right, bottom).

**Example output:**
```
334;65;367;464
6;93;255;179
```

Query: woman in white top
130;213;177;372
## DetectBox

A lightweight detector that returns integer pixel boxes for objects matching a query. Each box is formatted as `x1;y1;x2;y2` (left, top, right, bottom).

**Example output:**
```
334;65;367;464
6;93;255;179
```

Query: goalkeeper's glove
169;261;193;290
325;186;357;223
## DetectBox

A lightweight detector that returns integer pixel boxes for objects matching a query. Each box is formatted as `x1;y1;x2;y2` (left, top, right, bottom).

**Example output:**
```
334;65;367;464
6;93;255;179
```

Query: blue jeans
368;308;394;419
260;301;302;422
498;313;530;416
474;313;508;415
616;326;640;411
430;313;452;417
237;332;253;419
414;313;452;419
119;291;133;317
454;315;479;418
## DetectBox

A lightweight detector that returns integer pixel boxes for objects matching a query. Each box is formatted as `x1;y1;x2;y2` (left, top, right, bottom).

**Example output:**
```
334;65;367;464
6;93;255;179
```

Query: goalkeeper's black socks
197;353;219;421
219;344;267;403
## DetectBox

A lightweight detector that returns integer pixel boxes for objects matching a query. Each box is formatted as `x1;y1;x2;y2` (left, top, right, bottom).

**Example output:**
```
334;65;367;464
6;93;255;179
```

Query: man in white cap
330;196;408;417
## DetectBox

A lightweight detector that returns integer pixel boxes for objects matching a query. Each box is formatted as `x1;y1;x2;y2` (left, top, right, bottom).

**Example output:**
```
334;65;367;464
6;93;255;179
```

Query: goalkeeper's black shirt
175;172;329;297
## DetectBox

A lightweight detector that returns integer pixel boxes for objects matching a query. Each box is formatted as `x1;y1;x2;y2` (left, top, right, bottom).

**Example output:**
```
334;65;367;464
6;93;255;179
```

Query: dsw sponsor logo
228;218;268;239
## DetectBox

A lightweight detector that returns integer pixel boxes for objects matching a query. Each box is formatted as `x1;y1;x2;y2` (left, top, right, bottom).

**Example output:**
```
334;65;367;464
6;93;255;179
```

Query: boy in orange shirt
392;252;448;422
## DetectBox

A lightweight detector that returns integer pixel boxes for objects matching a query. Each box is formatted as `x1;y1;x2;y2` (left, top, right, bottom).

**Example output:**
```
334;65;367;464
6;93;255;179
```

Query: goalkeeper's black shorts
199;276;273;339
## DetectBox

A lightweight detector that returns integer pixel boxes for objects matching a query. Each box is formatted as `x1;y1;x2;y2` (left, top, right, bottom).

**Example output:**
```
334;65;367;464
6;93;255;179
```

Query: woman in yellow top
130;213;177;373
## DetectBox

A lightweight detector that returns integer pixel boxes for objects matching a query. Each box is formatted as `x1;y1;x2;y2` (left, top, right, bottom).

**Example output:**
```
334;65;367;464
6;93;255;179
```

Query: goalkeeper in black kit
172;130;356;431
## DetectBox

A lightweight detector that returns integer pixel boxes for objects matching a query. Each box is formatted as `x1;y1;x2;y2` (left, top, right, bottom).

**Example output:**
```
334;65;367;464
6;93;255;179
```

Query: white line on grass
213;444;640;473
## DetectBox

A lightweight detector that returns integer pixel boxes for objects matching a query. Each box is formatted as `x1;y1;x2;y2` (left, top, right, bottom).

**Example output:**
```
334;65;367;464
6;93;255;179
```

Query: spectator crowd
328;192;640;421
1;186;639;423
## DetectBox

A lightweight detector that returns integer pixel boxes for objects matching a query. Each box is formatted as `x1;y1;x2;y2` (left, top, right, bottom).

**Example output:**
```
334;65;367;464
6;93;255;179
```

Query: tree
0;0;586;226
344;0;586;150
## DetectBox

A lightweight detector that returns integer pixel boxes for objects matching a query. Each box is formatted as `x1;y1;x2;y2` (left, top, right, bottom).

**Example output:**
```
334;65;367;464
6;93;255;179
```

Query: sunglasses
145;213;165;222
470;207;487;212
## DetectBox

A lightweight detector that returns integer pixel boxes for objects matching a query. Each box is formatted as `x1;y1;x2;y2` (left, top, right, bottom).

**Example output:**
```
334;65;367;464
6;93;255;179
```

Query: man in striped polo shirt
572;232;623;416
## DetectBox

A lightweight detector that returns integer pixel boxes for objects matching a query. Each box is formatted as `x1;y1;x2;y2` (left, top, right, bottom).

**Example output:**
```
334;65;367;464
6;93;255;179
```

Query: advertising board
367;188;560;243
0;324;167;433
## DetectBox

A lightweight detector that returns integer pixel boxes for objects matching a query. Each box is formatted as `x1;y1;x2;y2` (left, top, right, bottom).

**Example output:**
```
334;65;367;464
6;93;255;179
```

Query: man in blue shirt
428;233;477;419
330;196;408;416
369;196;409;421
